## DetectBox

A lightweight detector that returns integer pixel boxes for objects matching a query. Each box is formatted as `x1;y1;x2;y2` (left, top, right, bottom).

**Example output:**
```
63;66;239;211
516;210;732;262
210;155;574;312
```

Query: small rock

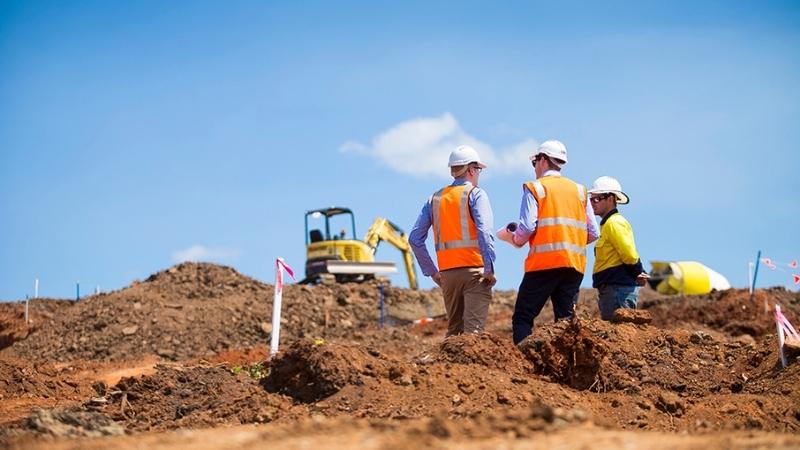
88;397;107;405
260;322;272;334
657;392;685;416
452;394;462;405
721;403;737;414
458;383;474;394
697;352;714;361
121;326;138;336
496;391;511;404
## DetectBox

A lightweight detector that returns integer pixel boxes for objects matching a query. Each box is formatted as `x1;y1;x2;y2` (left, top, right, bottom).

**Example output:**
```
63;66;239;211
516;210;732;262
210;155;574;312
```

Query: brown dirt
1;262;799;449
0;299;73;350
4;263;516;363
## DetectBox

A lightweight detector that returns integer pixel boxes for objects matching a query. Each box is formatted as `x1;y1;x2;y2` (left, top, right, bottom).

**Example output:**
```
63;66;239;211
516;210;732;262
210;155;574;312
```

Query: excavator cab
303;207;397;284
302;207;418;288
305;207;356;245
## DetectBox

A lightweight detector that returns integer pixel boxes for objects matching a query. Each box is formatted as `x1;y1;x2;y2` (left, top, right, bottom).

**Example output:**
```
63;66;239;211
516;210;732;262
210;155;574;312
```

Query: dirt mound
0;299;73;350
517;316;800;396
6;263;469;363
264;338;408;403
84;364;304;432
432;333;532;375
641;288;800;338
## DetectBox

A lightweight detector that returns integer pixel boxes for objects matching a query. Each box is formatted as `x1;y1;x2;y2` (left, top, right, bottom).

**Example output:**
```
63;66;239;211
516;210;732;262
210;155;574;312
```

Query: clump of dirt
264;339;407;403
613;309;652;324
519;319;610;390
433;333;532;375
84;364;305;432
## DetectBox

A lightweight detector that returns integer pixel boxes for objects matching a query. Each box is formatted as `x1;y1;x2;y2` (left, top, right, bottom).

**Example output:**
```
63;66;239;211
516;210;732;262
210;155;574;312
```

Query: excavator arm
363;218;419;290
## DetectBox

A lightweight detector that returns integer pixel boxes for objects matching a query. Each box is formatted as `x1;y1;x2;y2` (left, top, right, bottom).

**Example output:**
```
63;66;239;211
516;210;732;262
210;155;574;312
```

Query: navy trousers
512;267;583;344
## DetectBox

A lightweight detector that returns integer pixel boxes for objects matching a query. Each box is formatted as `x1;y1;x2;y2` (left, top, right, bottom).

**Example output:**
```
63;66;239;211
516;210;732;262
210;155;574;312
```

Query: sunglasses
590;194;612;204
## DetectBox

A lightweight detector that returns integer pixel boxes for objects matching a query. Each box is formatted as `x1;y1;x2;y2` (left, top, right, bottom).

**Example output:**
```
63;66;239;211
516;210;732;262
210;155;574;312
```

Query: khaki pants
440;267;492;336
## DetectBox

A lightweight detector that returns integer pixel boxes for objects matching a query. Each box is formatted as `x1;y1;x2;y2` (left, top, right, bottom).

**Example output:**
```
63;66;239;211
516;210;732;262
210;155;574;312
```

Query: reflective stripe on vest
524;176;588;273
530;242;587;256
537;217;587;230
431;183;483;270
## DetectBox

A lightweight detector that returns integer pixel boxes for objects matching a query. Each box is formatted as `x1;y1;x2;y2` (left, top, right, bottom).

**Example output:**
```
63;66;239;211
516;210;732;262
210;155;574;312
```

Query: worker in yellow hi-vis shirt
588;176;649;320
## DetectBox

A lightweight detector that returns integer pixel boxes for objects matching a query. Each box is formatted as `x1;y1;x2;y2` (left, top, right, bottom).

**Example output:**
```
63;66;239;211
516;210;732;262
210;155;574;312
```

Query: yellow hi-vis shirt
592;210;642;287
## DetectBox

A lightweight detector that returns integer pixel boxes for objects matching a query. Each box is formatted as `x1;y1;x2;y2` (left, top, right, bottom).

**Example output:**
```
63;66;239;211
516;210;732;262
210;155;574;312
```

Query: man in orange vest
409;145;497;337
505;140;599;344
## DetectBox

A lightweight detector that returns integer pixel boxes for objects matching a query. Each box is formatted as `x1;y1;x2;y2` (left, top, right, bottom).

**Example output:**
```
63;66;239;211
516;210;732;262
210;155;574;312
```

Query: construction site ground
1;262;799;449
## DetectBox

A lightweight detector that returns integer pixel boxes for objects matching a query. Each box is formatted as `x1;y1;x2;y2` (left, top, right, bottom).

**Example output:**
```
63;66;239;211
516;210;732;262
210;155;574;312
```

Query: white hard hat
588;176;629;204
448;145;487;168
530;140;568;165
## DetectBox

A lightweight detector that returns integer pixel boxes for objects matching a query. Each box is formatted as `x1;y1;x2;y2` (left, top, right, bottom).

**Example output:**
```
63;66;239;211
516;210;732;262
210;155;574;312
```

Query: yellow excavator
302;206;418;289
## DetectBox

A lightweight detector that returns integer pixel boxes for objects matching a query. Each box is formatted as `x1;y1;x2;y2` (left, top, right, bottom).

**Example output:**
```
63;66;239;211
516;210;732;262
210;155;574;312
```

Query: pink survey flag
275;258;296;290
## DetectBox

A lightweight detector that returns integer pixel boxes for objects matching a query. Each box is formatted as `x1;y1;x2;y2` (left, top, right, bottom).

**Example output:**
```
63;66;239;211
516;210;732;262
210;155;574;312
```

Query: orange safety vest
430;183;484;271
524;176;588;273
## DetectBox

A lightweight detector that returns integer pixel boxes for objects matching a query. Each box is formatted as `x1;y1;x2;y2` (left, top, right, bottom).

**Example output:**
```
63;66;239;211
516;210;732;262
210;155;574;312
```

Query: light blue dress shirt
409;179;495;277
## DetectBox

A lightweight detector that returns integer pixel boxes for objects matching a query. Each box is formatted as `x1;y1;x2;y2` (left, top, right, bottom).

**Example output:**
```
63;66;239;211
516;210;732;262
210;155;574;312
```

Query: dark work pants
512;267;583;344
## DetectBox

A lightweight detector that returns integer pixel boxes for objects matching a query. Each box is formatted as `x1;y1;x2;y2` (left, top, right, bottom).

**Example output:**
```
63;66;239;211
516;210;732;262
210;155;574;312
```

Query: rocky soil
1;262;799;448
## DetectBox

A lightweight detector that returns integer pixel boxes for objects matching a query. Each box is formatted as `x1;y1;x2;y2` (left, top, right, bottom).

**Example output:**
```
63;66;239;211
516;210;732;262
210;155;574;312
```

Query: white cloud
340;113;538;179
171;245;241;263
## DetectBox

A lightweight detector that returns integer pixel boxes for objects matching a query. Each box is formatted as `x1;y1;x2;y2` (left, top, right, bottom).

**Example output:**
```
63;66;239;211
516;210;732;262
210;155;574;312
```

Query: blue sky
1;1;799;300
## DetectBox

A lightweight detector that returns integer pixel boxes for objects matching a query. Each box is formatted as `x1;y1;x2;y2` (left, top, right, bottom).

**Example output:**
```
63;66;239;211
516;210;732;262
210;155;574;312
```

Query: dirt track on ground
1;262;799;448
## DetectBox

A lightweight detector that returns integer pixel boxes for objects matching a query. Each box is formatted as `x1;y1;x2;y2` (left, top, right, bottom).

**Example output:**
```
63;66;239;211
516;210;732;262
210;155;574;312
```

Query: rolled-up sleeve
470;188;496;274
409;201;438;276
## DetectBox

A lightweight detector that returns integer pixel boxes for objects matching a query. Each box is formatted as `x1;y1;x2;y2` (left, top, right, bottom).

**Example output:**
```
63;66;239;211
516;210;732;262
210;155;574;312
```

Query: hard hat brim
588;189;629;204
529;153;565;166
449;160;487;168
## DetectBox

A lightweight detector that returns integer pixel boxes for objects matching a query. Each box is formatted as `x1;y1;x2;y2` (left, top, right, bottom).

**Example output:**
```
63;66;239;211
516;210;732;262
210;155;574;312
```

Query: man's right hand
432;272;443;287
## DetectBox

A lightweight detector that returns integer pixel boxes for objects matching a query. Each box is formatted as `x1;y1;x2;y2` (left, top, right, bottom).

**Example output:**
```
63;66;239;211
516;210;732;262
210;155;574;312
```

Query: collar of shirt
601;208;619;226
542;169;561;177
450;179;473;187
